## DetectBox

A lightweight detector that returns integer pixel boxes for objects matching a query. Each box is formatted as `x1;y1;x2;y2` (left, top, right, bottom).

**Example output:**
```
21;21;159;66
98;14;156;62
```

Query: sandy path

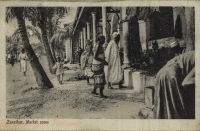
6;56;150;119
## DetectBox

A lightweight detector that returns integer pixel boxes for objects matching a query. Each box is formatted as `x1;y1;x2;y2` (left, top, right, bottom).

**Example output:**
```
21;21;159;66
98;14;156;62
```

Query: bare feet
91;91;98;95
99;95;108;98
108;86;114;89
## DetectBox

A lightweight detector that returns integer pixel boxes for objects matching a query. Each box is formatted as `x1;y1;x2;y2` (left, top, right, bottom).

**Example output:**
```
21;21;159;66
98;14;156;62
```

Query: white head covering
170;41;178;48
112;32;120;39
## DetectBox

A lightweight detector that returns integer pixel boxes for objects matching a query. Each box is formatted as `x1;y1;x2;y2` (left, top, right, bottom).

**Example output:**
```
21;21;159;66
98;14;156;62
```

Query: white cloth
105;40;123;84
81;52;94;77
19;53;28;72
85;67;93;77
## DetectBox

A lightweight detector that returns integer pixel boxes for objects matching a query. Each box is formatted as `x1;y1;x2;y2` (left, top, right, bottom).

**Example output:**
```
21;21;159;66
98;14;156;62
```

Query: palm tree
50;23;74;61
46;7;68;60
6;7;53;88
25;7;68;74
8;25;42;61
38;7;57;74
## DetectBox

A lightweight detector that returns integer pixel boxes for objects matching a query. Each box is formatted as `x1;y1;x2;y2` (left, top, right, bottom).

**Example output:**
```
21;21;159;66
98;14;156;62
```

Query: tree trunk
13;7;53;88
47;18;56;61
39;8;56;74
50;41;56;61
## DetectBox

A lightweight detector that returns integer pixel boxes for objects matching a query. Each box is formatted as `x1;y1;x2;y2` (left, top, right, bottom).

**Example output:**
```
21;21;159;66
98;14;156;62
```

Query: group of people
8;49;42;76
10;33;195;118
8;49;28;76
80;32;123;98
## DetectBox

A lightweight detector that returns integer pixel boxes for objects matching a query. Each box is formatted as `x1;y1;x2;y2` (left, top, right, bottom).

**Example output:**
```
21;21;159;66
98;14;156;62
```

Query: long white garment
105;40;123;84
19;53;28;72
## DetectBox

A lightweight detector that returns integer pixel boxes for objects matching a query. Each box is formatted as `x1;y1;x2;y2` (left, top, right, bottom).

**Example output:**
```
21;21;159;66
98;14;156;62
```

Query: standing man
19;49;28;76
91;35;108;98
105;32;123;89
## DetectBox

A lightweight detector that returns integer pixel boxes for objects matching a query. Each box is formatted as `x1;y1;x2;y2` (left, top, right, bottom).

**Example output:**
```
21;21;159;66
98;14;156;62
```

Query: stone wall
123;69;156;93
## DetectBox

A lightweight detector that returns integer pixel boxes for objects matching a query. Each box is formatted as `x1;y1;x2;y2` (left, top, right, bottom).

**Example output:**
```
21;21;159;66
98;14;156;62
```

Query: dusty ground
6;56;153;119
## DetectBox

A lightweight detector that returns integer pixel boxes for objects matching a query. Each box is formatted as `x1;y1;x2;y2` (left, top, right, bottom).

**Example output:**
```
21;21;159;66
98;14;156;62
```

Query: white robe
105;40;123;84
19;53;28;72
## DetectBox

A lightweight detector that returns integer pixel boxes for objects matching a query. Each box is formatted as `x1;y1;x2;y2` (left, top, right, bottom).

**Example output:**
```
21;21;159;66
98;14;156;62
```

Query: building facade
70;6;195;69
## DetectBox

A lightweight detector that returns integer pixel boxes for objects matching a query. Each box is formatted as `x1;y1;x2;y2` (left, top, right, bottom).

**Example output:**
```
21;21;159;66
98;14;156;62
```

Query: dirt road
6;56;151;119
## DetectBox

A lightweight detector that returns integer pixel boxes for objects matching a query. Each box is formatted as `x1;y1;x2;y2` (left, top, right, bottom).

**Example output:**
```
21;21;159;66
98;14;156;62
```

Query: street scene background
6;6;195;119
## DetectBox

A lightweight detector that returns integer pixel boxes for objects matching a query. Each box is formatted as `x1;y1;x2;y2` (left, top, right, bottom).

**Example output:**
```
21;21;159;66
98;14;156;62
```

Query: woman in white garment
105;32;123;89
81;40;94;85
18;49;28;76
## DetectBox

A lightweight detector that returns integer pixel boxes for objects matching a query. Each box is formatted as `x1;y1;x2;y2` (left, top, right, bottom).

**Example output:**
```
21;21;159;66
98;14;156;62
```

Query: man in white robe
105;32;123;89
19;49;28;76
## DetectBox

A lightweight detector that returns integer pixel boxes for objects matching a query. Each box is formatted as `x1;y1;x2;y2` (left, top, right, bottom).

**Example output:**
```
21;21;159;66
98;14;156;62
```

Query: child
53;57;64;85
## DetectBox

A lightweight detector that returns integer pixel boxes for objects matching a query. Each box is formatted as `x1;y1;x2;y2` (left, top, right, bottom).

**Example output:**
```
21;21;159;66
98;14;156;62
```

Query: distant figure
105;32;123;89
19;49;28;76
81;40;94;85
7;53;11;64
53;57;64;85
75;47;84;65
10;54;15;66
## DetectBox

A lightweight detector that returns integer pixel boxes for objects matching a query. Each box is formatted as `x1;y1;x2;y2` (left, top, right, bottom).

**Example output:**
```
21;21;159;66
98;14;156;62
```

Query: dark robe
153;51;195;119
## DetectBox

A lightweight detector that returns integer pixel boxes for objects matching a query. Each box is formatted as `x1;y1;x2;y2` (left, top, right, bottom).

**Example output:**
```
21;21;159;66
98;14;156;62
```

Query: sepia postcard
0;0;199;130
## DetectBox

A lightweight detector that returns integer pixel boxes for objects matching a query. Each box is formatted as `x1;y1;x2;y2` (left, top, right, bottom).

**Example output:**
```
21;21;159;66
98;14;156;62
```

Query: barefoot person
91;35;108;98
53;57;64;85
105;32;123;89
19;49;28;76
81;40;94;85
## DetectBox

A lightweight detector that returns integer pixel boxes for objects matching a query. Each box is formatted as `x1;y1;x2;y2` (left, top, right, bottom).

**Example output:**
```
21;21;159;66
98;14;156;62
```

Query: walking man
19;49;28;76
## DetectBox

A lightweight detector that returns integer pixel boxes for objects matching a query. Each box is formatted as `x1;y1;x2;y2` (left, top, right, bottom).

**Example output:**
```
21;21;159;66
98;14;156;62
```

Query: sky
6;7;77;42
58;7;77;28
